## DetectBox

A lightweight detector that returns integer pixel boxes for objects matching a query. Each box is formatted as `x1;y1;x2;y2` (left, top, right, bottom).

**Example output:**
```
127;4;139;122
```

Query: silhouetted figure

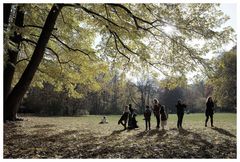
128;104;138;129
176;99;186;129
153;98;161;128
205;96;214;127
118;105;129;130
99;116;108;124
144;105;151;131
160;105;168;130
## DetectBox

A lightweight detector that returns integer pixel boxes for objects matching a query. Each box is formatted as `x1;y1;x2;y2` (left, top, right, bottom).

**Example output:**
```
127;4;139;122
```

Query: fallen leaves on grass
4;116;236;159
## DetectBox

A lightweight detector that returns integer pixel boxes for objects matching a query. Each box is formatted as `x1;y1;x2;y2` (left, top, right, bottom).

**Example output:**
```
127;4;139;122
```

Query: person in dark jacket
176;99;186;129
118;105;129;130
205;96;214;127
153;98;161;128
128;104;138;129
144;105;151;131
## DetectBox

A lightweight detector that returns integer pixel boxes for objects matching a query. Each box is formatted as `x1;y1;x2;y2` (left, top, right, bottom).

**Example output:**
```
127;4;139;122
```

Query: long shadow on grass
211;127;236;138
32;124;56;128
135;129;167;139
4;126;89;158
178;129;213;146
110;129;126;136
175;129;215;158
178;129;219;158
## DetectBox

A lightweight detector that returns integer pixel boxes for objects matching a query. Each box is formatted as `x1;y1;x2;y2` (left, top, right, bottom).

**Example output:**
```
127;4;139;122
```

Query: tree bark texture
4;6;24;101
4;4;63;122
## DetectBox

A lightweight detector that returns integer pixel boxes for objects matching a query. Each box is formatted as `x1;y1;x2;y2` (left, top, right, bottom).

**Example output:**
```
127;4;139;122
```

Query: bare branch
104;4;110;19
110;32;130;62
107;4;140;29
24;33;94;61
21;42;31;58
111;7;123;21
105;34;112;47
143;4;154;16
61;3;171;74
21;38;70;69
45;47;71;64
105;27;168;75
16;58;30;64
36;67;45;74
107;4;156;29
110;30;138;55
63;4;130;33
21;38;37;45
126;83;141;108
51;34;93;60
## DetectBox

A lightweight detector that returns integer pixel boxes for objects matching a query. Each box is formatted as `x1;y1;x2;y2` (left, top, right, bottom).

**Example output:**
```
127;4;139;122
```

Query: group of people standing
118;96;215;130
118;98;168;131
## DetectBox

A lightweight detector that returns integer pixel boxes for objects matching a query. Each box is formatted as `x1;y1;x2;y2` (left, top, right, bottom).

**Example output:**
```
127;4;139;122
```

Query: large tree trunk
4;6;24;101
4;49;18;100
4;4;12;28
4;4;63;122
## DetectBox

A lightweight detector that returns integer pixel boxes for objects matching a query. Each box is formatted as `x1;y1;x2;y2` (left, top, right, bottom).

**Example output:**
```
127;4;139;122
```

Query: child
99;116;108;124
144;105;151;131
118;105;129;130
160;105;167;130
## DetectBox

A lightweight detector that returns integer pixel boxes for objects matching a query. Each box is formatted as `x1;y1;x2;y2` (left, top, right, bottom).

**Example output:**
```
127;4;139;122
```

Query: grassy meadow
4;113;236;158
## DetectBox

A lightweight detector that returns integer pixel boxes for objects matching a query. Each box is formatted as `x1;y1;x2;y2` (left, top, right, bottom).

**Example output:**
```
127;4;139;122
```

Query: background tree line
22;46;236;116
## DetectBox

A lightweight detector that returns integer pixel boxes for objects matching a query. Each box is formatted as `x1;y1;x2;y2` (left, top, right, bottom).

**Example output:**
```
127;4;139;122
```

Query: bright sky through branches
185;3;237;84
220;4;237;32
125;3;237;84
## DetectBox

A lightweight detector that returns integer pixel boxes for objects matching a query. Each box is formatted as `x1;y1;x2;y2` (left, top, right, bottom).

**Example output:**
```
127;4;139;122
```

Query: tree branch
16;58;30;64
127;83;141;108
63;4;130;33
51;34;93;60
60;10;66;24
110;30;138;55
60;3;172;75
107;4;157;29
109;31;130;62
104;4;110;19
21;38;70;69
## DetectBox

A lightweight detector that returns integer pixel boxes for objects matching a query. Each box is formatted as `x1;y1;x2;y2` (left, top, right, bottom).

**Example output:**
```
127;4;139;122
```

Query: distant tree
207;46;236;112
159;87;185;113
185;81;209;113
136;76;152;113
24;83;90;116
